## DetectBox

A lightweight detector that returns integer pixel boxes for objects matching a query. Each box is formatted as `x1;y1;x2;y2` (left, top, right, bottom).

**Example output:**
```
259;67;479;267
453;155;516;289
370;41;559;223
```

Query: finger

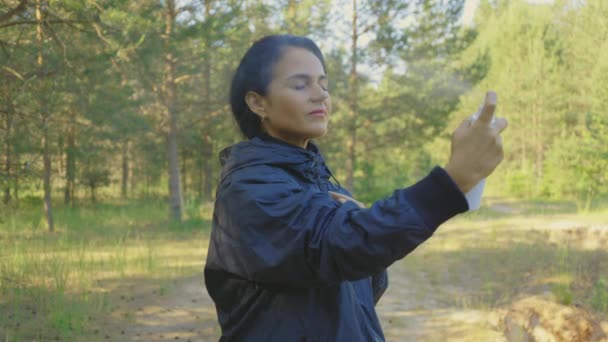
329;191;365;207
460;117;473;129
329;192;349;204
328;191;343;200
330;191;354;201
492;117;508;134
477;91;497;125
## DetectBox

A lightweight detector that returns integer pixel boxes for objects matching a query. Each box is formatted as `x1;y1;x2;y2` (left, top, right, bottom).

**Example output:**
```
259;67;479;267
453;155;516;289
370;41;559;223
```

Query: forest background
2;0;608;341
1;0;607;226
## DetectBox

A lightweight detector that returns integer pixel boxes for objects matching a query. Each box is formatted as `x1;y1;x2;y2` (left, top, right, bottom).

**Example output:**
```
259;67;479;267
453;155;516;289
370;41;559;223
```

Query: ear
245;91;267;119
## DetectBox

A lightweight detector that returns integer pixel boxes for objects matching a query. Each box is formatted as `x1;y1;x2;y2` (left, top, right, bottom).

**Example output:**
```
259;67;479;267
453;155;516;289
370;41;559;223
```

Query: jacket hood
218;134;331;183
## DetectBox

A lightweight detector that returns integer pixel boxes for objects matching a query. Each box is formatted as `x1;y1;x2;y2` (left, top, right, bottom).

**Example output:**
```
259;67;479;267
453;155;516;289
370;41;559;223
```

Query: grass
2;196;608;340
0;198;211;342
378;199;608;340
391;198;608;313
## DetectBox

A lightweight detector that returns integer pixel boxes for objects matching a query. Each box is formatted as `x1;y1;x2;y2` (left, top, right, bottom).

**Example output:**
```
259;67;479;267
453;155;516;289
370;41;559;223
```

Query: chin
307;126;328;139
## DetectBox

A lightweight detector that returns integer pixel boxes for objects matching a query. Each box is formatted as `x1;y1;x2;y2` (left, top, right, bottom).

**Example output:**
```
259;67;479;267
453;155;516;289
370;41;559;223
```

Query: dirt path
123;276;219;341
375;262;505;342
98;275;220;341
102;203;608;341
102;269;503;342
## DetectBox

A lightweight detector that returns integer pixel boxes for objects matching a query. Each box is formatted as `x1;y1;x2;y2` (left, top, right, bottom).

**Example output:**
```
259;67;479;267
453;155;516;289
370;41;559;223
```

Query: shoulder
214;164;318;227
219;164;304;201
226;163;296;185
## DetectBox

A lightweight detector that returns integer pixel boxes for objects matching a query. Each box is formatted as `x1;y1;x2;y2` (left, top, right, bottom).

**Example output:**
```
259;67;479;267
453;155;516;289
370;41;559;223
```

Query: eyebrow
286;74;328;82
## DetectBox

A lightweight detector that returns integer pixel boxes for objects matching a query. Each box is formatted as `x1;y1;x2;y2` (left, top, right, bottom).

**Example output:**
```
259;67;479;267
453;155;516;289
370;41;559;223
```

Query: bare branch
0;0;28;24
0;19;90;29
359;22;376;35
1;66;25;80
92;22;113;46
86;0;104;12
43;20;68;62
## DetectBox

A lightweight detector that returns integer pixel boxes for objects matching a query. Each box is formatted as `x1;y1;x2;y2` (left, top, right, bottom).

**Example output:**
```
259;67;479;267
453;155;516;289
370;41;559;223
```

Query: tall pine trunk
121;139;129;198
37;0;54;232
14;153;20;201
42;117;54;232
3;102;12;204
64;112;76;205
199;0;213;201
164;0;183;221
201;136;213;200
345;0;359;193
181;154;188;200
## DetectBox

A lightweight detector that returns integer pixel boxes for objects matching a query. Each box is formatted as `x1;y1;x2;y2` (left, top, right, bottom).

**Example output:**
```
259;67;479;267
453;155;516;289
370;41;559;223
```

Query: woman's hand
444;91;508;194
329;191;366;208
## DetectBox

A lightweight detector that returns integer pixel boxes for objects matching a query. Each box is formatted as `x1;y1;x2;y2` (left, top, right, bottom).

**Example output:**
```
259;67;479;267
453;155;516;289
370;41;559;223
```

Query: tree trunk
181;154;188;200
121;139;129;198
64;112;75;205
164;0;183;221
200;0;213;201
130;150;137;198
167;124;182;221
58;134;64;181
90;184;96;204
198;152;203;199
37;0;54;232
14;153;19;202
202;136;213;200
204;152;212;200
3;104;12;204
345;0;359;193
42;117;54;232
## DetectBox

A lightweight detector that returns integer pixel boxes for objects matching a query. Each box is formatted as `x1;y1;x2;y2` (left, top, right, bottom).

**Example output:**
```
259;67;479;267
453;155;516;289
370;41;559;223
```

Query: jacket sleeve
208;166;468;288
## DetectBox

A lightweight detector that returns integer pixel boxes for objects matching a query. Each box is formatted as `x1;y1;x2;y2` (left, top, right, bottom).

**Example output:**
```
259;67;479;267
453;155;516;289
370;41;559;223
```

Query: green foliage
542;124;608;210
1;0;607;213
322;0;476;197
447;0;608;205
502;166;534;198
552;283;574;305
591;277;608;313
0;199;210;340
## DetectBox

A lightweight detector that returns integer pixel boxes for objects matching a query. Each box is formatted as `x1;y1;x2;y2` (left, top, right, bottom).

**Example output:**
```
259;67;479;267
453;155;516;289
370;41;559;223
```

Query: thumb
477;91;497;125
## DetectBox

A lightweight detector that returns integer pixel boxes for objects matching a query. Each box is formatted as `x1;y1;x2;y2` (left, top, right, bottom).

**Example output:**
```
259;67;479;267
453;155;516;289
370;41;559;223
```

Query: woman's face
251;47;331;148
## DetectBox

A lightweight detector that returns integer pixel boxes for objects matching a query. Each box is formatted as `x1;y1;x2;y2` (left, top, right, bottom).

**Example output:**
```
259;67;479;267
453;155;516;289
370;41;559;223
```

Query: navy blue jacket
204;134;468;341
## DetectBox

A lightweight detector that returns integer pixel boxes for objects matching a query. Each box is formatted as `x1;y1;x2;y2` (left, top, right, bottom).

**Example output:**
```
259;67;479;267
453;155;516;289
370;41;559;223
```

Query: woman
204;34;507;341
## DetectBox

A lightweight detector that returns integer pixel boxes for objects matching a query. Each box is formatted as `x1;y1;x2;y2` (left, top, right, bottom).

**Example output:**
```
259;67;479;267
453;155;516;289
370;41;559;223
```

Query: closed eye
287;74;329;92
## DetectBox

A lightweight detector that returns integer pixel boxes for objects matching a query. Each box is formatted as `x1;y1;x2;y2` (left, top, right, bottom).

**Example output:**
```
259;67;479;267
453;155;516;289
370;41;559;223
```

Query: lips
309;109;327;116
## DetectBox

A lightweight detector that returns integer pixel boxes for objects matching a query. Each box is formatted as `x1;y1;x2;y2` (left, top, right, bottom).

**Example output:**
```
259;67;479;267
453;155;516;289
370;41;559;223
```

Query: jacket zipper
310;157;326;191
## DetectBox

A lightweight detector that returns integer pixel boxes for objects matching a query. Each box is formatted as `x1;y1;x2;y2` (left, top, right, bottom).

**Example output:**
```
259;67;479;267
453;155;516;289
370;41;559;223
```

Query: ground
94;202;608;341
96;271;506;342
3;201;608;341
96;275;219;341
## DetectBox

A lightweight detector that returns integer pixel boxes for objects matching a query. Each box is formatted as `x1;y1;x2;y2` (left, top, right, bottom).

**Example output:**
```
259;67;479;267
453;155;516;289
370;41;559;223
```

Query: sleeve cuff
402;166;469;230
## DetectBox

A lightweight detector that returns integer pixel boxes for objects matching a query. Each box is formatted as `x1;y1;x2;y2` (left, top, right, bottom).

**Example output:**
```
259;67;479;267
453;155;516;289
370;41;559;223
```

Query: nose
311;84;329;102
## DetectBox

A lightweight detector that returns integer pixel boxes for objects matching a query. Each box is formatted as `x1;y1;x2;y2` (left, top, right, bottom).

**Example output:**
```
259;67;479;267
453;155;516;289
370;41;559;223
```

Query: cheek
276;93;305;116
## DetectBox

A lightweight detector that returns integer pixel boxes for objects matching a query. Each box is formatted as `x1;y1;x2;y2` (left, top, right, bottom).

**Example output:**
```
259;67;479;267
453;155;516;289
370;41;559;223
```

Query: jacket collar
218;134;331;183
